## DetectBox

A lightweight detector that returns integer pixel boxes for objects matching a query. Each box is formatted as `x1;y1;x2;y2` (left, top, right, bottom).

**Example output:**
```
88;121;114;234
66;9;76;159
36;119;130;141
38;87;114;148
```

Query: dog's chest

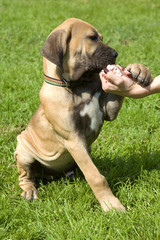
73;92;103;143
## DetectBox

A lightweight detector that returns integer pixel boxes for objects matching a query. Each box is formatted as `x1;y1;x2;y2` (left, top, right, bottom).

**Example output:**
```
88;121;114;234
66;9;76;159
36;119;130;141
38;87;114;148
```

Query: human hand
100;64;153;98
100;65;136;97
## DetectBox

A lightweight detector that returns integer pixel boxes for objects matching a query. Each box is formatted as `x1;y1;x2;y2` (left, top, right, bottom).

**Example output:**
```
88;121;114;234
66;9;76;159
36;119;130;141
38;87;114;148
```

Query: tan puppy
14;18;152;212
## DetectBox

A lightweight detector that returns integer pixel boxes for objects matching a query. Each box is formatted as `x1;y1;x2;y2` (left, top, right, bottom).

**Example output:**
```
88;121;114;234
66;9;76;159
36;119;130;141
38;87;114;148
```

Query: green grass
1;0;160;239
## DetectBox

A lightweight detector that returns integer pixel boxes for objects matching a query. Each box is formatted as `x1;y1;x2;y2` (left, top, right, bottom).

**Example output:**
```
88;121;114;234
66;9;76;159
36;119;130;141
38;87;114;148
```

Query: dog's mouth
71;45;118;81
86;47;118;73
71;58;117;81
98;55;118;71
87;58;117;74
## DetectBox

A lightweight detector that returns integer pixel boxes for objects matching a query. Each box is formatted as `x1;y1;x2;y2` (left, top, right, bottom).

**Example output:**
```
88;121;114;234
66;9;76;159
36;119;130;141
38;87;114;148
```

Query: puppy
14;18;152;212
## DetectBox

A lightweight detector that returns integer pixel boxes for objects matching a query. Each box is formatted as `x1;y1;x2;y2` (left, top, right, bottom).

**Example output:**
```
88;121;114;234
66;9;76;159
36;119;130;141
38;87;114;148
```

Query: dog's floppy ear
41;29;70;73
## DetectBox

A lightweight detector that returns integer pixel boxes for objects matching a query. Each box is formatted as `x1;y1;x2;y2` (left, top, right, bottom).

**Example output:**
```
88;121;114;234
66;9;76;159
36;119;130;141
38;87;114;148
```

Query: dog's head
41;18;118;81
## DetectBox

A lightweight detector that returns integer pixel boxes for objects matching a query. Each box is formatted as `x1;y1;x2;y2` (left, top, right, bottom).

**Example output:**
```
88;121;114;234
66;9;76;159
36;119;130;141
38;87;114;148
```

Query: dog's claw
126;63;152;86
21;188;38;200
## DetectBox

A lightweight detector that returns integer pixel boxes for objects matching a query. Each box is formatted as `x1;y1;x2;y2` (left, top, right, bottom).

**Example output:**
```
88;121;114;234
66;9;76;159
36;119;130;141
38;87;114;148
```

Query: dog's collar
44;73;81;88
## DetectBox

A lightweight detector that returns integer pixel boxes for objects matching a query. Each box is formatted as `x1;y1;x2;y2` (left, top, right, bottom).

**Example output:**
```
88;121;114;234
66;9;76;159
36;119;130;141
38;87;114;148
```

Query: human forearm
148;75;160;94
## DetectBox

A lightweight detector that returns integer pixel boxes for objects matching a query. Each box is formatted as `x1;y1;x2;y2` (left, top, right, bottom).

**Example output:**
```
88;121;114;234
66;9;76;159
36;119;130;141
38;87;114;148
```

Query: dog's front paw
100;196;125;212
21;186;38;201
126;63;152;86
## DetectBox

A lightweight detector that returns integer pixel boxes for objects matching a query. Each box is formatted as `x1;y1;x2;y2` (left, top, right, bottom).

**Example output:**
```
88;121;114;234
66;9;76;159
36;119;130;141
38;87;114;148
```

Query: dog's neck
43;58;85;88
43;57;99;88
43;58;62;79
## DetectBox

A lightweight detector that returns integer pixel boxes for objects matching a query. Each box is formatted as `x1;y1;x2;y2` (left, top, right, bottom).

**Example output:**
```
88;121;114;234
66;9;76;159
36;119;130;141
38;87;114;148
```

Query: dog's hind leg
14;150;38;200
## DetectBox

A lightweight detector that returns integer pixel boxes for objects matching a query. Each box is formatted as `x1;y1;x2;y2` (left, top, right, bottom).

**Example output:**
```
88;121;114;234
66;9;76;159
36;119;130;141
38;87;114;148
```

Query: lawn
0;0;160;239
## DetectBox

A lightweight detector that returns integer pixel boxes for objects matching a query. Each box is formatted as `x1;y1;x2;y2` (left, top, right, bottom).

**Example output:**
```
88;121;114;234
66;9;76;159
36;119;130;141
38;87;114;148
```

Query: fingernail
104;69;109;73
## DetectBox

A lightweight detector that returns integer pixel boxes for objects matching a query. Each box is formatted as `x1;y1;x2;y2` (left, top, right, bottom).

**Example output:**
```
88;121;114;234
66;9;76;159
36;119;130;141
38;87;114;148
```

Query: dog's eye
88;35;98;42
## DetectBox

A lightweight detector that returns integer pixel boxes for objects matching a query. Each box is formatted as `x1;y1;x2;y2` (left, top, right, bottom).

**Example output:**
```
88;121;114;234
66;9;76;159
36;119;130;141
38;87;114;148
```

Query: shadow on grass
36;149;160;193
92;150;160;190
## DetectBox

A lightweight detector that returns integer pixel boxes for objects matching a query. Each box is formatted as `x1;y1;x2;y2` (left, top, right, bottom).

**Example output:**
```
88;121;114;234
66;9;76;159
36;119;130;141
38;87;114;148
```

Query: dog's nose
112;50;118;58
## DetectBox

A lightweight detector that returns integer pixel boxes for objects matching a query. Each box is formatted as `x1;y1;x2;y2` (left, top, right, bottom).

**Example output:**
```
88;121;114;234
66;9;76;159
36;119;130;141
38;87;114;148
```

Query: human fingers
102;71;124;86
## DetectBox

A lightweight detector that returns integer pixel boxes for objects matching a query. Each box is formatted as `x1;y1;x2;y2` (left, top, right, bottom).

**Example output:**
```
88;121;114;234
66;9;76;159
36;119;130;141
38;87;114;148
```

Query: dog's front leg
103;93;124;121
65;139;125;212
